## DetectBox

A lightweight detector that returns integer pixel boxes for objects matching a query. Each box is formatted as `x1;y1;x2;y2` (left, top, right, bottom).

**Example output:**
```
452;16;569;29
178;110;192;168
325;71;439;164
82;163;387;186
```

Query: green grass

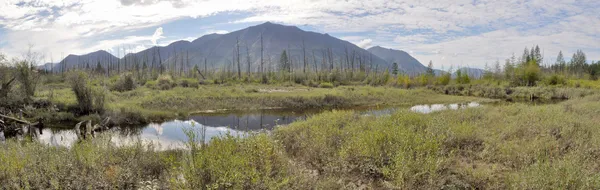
429;84;598;101
4;93;600;188
35;83;490;125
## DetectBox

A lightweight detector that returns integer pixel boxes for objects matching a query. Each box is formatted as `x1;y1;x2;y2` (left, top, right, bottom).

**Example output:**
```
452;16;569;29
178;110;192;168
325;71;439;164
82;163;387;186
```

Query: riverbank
428;84;598;102
3;93;600;189
33;84;490;126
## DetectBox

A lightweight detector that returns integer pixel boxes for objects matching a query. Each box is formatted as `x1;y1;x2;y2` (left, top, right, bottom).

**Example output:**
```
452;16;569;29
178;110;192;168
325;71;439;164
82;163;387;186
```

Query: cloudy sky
0;0;598;69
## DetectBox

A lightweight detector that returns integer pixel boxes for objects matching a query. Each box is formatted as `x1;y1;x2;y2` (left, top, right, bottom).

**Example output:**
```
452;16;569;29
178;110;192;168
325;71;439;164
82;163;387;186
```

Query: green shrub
15;60;39;102
68;72;105;114
157;75;174;90
318;82;334;88
145;81;158;89
181;134;298;189
111;73;136;92
177;78;199;88
546;74;567;86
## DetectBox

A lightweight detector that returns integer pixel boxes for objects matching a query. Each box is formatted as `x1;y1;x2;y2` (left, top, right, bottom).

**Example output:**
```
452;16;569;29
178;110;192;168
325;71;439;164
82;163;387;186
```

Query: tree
427;61;435;76
522;48;530;64
236;37;241;79
16;47;43;102
279;50;289;72
391;62;399;76
494;59;502;80
534;45;542;64
0;52;15;98
523;59;541;86
504;58;514;81
260;32;264;76
571;50;586;77
95;62;105;74
456;69;471;84
555;51;566;73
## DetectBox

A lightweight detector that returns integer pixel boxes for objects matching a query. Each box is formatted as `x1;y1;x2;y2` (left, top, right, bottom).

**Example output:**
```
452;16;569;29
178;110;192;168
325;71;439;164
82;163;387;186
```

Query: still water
2;102;481;149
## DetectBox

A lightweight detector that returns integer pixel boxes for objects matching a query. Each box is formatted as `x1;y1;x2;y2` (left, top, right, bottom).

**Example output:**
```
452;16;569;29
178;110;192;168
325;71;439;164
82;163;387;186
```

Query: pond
1;102;481;149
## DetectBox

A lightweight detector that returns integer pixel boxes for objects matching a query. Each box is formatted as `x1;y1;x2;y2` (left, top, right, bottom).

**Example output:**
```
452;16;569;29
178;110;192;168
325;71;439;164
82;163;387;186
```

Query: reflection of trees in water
115;126;144;136
189;111;309;131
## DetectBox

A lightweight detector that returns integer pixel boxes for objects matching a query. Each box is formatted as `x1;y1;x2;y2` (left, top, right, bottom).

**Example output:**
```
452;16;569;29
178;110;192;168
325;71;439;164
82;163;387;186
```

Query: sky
0;0;598;69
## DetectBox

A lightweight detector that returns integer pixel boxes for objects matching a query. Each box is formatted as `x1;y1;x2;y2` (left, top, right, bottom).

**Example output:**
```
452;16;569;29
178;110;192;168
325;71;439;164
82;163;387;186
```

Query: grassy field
3;92;600;189
35;83;490;125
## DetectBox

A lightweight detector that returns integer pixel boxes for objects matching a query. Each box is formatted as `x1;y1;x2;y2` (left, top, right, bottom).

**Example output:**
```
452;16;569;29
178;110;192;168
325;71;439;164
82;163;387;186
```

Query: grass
35;83;489;125
4;93;600;188
429;84;598;101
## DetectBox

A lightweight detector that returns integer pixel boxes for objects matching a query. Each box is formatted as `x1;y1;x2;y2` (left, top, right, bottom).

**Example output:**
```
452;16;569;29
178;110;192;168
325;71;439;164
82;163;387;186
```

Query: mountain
161;22;390;72
367;46;427;75
46;22;393;73
42;50;118;72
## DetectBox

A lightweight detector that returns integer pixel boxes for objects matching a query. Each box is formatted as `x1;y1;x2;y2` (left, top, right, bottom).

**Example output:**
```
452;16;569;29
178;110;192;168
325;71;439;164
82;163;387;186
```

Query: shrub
178;78;199;88
15;60;39;102
111;73;136;92
546;74;567;86
438;73;451;85
181;134;297;189
145;81;158;89
157;75;174;90
319;82;334;88
397;75;413;88
69;72;105;114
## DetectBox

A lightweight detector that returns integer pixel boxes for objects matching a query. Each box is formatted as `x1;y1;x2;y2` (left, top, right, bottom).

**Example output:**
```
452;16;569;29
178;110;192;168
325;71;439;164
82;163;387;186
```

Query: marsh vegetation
2;45;600;189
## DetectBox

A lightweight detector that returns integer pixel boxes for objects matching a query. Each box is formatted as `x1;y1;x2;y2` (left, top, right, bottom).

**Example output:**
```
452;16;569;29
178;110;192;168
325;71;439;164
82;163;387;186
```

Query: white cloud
0;0;598;66
356;39;373;49
394;34;429;44
151;27;164;45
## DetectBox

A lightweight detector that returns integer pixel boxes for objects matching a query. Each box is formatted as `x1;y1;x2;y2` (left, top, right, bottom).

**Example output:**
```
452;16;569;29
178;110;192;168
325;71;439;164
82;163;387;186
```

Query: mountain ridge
43;22;433;75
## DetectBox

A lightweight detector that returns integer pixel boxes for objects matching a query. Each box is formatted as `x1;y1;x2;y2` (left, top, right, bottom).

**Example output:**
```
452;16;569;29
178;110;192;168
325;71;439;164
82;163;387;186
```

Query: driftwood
0;114;34;125
0;115;44;139
74;117;111;140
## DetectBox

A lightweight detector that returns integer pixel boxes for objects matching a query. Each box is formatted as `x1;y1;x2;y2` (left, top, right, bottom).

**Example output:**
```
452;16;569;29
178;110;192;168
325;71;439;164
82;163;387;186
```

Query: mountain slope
47;22;394;73
45;50;118;72
367;46;427;75
169;22;390;72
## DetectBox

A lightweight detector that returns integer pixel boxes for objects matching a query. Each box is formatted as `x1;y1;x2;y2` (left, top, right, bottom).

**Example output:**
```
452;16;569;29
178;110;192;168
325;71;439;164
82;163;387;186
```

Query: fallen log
0;114;33;125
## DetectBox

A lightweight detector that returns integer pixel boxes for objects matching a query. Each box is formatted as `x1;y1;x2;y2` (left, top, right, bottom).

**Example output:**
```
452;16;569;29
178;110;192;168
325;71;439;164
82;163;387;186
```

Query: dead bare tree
246;41;251;78
236;37;241;79
302;38;307;73
260;33;264;75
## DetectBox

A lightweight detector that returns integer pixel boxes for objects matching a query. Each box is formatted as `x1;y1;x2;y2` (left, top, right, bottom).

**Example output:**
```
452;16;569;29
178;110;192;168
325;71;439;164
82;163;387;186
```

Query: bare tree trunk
302;39;307;73
260;33;264;77
246;42;251;78
236;37;241;79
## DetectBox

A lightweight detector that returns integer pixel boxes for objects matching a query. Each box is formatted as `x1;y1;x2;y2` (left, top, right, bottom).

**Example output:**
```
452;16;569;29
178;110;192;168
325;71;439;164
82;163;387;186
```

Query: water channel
1;102;481;149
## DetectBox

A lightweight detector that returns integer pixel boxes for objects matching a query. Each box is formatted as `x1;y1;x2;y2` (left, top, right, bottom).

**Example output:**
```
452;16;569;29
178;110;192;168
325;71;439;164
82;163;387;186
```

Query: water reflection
410;102;480;114
3;102;481;149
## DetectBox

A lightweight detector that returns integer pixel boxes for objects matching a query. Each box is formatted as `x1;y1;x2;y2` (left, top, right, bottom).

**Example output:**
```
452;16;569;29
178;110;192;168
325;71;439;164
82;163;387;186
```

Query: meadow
33;80;489;126
3;93;600;189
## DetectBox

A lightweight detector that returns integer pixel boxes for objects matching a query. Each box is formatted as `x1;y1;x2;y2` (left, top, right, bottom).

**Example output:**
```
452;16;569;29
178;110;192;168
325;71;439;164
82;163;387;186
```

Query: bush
15;60;39;102
145;81;158;89
437;73;451;85
69;72;106;114
318;82;334;88
181;134;297;189
111;73;136;92
157;75;174;90
178;78;199;88
546;74;567;86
